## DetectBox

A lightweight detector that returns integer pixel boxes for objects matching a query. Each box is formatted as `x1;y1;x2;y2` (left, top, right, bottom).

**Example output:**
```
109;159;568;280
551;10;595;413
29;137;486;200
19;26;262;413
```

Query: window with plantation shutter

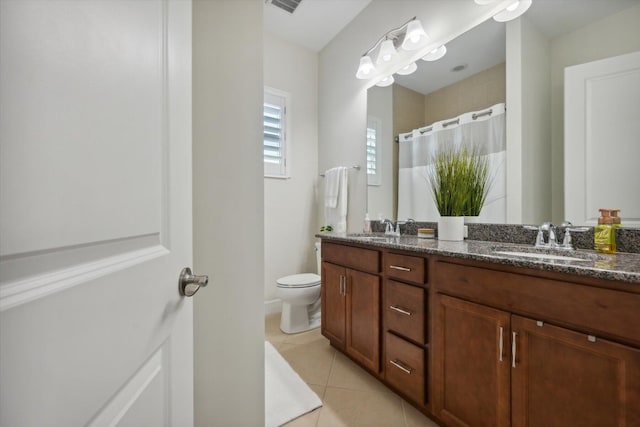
367;116;381;186
264;88;290;178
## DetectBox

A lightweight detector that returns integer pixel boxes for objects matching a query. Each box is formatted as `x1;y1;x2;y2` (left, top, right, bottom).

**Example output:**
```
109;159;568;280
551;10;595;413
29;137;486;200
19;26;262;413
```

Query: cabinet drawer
385;332;425;405
321;242;380;273
385;280;425;344
384;253;426;284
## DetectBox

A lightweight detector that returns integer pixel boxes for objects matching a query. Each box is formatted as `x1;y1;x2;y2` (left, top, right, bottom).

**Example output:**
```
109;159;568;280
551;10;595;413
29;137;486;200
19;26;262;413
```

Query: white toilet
276;242;322;334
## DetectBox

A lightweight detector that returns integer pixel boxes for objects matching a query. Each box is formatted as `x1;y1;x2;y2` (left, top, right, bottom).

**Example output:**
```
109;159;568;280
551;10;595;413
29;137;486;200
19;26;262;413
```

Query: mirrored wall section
365;0;640;225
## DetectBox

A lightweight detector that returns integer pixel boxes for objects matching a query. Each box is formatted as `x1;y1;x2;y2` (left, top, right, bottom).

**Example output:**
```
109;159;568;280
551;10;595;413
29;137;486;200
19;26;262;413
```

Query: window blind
264;90;288;177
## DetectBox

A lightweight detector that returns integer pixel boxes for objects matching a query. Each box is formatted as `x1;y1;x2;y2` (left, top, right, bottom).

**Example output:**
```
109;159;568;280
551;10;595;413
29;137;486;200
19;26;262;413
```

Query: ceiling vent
266;0;302;14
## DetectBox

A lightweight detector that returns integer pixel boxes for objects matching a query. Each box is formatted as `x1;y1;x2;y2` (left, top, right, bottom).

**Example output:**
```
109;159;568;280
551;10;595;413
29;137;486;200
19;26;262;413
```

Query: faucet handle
524;225;545;247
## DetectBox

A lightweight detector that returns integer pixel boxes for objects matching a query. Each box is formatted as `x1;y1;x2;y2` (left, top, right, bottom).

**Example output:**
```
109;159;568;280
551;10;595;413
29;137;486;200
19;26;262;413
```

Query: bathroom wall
193;1;264;425
549;3;640;222
263;33;319;310
318;0;509;232
506;16;551;225
365;85;393;220
424;62;505;125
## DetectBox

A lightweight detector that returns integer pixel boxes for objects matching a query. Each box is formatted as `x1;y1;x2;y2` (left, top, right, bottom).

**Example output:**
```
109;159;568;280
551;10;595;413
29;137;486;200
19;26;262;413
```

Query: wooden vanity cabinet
511;315;640;427
432;260;640;427
321;243;381;373
432;295;510;427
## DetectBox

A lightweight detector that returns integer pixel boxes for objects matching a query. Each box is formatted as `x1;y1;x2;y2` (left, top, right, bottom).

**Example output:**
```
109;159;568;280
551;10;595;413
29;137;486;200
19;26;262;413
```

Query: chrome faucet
542;222;559;248
382;219;400;237
525;221;589;250
524;222;557;248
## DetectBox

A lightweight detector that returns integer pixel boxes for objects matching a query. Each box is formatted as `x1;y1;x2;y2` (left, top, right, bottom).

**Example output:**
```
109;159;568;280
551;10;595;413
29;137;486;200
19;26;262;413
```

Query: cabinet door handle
339;275;345;296
389;265;411;272
512;331;518;368
499;326;504;362
390;359;413;374
389;305;412;316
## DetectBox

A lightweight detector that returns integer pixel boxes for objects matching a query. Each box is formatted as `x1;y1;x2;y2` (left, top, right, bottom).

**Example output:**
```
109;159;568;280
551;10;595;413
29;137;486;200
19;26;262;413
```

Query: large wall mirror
366;0;640;226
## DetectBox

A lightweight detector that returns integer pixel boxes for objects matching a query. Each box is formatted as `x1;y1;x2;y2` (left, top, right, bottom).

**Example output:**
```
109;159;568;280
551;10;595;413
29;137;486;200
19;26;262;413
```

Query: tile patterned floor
265;314;440;427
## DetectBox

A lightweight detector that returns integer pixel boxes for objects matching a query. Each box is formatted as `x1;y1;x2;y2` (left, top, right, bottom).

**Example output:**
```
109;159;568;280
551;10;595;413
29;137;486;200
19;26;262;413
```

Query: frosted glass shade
401;20;428;51
422;45;447;62
356;55;376;79
396;62;417;76
377;39;397;64
493;0;532;22
376;75;394;87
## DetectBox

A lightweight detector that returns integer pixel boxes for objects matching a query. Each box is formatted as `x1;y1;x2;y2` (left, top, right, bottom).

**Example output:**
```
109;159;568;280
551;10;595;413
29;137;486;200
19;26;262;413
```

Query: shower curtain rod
394;105;502;142
319;165;361;177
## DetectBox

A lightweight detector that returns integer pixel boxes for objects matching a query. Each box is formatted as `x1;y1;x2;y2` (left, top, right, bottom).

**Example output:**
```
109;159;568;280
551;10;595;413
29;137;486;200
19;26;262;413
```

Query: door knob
179;267;209;297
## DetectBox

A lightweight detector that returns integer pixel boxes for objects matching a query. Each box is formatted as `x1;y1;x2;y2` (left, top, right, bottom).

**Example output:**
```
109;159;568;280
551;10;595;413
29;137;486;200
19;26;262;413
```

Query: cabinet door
511;316;640;427
321;262;346;348
346;269;380;373
432;295;511;427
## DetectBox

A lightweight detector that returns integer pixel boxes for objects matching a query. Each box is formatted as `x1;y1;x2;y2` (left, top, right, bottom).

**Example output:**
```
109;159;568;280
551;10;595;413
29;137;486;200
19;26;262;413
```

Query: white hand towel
324;167;342;208
324;167;348;232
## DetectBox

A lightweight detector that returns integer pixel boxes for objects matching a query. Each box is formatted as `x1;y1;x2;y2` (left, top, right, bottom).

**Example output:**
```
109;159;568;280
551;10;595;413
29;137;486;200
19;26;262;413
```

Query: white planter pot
438;216;465;241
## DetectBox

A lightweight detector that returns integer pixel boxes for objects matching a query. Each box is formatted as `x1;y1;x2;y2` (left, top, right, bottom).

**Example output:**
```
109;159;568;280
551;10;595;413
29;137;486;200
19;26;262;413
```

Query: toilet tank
315;242;321;274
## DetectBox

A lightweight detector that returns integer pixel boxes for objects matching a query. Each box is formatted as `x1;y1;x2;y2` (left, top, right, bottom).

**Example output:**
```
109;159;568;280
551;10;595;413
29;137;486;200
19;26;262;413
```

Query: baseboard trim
264;299;282;315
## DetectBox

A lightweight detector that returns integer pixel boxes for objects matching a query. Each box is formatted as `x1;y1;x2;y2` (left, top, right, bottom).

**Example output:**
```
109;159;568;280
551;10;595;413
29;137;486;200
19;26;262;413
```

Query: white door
0;1;196;426
564;50;640;226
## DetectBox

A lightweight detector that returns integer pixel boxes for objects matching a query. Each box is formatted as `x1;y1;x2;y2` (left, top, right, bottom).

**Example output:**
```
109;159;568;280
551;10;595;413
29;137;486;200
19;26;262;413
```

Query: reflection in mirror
366;0;640;226
366;18;506;222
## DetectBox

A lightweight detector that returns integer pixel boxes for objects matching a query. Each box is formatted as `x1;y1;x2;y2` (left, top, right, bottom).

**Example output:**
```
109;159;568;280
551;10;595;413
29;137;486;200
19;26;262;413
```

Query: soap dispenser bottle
363;213;372;233
594;209;616;254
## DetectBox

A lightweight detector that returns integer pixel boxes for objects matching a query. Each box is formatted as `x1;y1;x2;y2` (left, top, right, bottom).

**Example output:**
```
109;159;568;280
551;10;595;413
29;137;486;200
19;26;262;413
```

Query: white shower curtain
397;103;506;222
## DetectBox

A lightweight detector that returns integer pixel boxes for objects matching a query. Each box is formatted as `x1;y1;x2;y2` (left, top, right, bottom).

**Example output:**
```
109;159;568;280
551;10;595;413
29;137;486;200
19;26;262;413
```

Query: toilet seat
276;273;321;288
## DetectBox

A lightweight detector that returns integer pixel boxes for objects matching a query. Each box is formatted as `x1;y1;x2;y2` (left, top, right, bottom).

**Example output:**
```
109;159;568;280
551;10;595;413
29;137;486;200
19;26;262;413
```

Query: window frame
366;115;382;186
263;86;291;179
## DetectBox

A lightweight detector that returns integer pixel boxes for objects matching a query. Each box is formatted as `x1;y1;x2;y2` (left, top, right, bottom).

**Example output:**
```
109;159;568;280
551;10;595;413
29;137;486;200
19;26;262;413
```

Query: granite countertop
316;232;640;284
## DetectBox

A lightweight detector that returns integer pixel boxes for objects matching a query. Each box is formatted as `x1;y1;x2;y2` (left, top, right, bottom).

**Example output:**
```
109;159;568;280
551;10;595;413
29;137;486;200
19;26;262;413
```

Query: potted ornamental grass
427;144;491;241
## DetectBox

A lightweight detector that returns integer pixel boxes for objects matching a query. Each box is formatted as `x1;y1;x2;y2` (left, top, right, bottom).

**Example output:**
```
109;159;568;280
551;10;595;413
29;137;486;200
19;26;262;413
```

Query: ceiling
263;0;372;52
264;0;640;94
398;0;640;94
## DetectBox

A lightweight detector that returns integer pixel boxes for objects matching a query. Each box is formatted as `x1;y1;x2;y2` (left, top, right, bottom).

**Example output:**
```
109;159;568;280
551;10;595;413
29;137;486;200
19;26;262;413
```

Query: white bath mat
265;341;322;427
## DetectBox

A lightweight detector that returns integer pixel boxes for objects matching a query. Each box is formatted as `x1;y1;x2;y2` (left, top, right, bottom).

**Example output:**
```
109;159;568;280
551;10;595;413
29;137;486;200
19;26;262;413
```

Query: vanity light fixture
422;45;447;61
473;0;533;22
355;17;429;80
396;62;418;75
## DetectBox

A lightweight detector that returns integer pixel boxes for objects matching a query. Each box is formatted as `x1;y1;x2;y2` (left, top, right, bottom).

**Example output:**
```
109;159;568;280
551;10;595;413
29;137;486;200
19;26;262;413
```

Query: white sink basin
493;250;588;262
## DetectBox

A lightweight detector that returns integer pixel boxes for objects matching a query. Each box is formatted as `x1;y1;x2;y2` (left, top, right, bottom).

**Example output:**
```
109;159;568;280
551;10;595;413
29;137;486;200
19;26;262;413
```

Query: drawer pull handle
512;331;518;368
390;359;413;374
389;305;412;316
389;265;411;272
